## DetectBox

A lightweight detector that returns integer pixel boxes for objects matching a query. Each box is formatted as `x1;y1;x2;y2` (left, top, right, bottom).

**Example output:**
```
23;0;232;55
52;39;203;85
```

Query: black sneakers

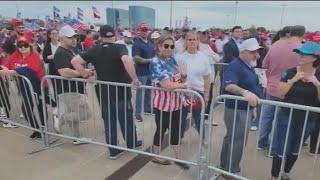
29;131;41;139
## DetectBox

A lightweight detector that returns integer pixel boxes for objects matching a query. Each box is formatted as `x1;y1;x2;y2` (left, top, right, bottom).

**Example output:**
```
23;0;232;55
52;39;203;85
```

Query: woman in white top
176;31;211;143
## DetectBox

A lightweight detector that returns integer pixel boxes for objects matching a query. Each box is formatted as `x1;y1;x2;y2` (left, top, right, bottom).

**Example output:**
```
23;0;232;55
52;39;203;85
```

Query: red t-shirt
83;36;94;50
3;51;47;86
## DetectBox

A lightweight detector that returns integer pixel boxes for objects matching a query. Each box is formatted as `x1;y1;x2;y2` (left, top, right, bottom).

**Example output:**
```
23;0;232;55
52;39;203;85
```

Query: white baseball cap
239;38;262;52
151;31;161;39
122;31;132;38
59;25;77;38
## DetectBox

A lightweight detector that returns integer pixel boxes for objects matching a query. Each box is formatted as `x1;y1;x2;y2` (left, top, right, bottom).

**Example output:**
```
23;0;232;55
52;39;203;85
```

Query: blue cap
293;41;320;56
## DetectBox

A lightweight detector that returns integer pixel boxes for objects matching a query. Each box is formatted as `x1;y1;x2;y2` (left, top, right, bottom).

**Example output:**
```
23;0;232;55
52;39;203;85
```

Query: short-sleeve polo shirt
132;37;155;76
223;58;262;109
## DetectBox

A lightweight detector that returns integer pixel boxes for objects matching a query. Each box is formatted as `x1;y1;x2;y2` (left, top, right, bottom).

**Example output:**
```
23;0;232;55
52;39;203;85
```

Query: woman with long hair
42;29;60;75
176;31;211;145
150;34;189;169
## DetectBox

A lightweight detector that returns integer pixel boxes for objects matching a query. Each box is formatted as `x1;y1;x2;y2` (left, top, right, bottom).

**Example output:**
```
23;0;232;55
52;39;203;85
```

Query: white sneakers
250;126;258;131
73;137;92;145
2;123;18;128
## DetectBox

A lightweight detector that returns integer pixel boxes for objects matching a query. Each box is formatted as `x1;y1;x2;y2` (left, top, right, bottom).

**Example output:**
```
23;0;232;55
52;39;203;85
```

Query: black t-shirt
80;43;131;103
53;46;85;94
280;67;320;120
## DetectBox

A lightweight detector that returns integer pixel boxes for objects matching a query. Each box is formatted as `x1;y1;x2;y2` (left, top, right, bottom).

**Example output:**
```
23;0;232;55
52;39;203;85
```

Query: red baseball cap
139;23;149;31
306;32;320;44
12;19;24;28
17;36;31;45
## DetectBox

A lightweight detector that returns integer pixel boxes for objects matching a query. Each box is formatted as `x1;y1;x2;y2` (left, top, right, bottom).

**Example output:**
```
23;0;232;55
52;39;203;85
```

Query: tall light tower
226;14;230;29
170;0;173;29
280;4;288;28
234;1;239;25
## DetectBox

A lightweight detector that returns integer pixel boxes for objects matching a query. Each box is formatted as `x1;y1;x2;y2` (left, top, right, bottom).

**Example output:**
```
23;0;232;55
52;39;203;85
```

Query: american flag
72;23;89;31
77;7;84;21
92;6;100;19
53;6;61;20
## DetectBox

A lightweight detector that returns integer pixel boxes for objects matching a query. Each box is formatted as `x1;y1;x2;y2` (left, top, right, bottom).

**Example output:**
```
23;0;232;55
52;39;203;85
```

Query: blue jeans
180;107;204;139
275;108;315;157
101;101;139;156
135;75;151;118
258;94;279;151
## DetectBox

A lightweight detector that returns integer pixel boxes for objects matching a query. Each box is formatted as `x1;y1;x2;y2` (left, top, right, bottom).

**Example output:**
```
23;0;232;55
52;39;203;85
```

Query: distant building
106;8;129;29
129;6;155;29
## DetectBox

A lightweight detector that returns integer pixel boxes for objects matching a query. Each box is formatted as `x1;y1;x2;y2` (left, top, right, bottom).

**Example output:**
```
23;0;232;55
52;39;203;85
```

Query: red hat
12;19;24;28
25;31;35;40
139;22;149;31
17;36;31;45
306;32;320;44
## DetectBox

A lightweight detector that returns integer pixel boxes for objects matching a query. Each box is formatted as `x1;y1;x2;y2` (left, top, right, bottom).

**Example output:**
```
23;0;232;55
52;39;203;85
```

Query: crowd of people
0;18;320;179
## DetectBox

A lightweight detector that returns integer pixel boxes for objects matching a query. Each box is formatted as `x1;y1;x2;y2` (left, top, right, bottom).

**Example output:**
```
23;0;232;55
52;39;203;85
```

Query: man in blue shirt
219;38;262;175
132;23;155;122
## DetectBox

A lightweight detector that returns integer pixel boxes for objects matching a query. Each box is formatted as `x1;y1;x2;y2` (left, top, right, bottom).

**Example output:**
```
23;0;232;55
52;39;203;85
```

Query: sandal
151;157;172;165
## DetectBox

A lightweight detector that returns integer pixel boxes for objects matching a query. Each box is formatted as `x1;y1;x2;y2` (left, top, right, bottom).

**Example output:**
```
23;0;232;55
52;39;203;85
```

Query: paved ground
1;104;320;180
1;77;320;180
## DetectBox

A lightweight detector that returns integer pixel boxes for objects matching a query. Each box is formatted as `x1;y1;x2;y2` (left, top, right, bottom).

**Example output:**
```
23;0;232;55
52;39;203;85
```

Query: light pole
234;1;239;25
280;4;288;28
170;0;173;29
226;14;230;29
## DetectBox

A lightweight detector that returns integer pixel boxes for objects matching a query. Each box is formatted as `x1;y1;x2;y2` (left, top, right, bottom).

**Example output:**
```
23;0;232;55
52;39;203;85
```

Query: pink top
262;39;301;99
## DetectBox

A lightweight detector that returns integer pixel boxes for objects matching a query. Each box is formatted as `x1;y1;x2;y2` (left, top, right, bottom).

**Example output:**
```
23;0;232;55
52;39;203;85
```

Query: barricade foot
28;138;66;155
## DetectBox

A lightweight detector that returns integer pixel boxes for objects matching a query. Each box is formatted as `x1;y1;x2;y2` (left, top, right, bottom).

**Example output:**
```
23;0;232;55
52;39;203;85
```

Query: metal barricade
205;94;320;180
41;75;208;179
0;74;46;154
211;63;228;101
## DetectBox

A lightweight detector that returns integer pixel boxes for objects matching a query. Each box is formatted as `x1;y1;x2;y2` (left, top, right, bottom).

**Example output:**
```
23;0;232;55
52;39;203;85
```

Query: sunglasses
163;44;175;49
187;38;197;41
17;43;29;48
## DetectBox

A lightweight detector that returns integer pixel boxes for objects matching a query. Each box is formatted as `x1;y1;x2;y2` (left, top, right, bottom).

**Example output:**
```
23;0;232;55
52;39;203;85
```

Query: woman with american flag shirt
149;34;189;169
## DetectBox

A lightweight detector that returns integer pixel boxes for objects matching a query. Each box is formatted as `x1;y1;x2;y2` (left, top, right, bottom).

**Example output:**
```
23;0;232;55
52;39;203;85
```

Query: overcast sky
1;1;320;31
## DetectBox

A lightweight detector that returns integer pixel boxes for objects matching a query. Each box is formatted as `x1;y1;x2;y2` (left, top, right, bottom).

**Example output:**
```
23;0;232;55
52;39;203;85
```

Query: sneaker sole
109;152;124;160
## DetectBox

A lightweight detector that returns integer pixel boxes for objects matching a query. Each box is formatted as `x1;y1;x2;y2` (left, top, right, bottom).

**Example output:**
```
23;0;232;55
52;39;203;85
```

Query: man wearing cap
219;38;262;175
71;24;142;159
116;30;133;59
53;25;91;145
1;19;25;56
198;29;220;124
132;22;155;122
258;25;305;154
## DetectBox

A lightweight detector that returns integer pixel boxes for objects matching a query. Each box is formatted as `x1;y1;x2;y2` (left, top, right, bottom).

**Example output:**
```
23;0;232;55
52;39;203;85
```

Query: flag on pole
92;6;100;19
77;7;84;21
53;6;61;20
16;12;22;19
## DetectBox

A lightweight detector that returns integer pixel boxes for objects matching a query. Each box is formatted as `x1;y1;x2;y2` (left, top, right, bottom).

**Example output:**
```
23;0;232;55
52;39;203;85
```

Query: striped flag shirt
150;56;183;112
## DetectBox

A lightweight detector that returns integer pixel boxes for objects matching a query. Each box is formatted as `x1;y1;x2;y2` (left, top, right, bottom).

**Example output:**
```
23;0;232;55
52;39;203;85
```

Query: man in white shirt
215;31;229;55
198;29;221;125
174;28;189;56
115;30;133;59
